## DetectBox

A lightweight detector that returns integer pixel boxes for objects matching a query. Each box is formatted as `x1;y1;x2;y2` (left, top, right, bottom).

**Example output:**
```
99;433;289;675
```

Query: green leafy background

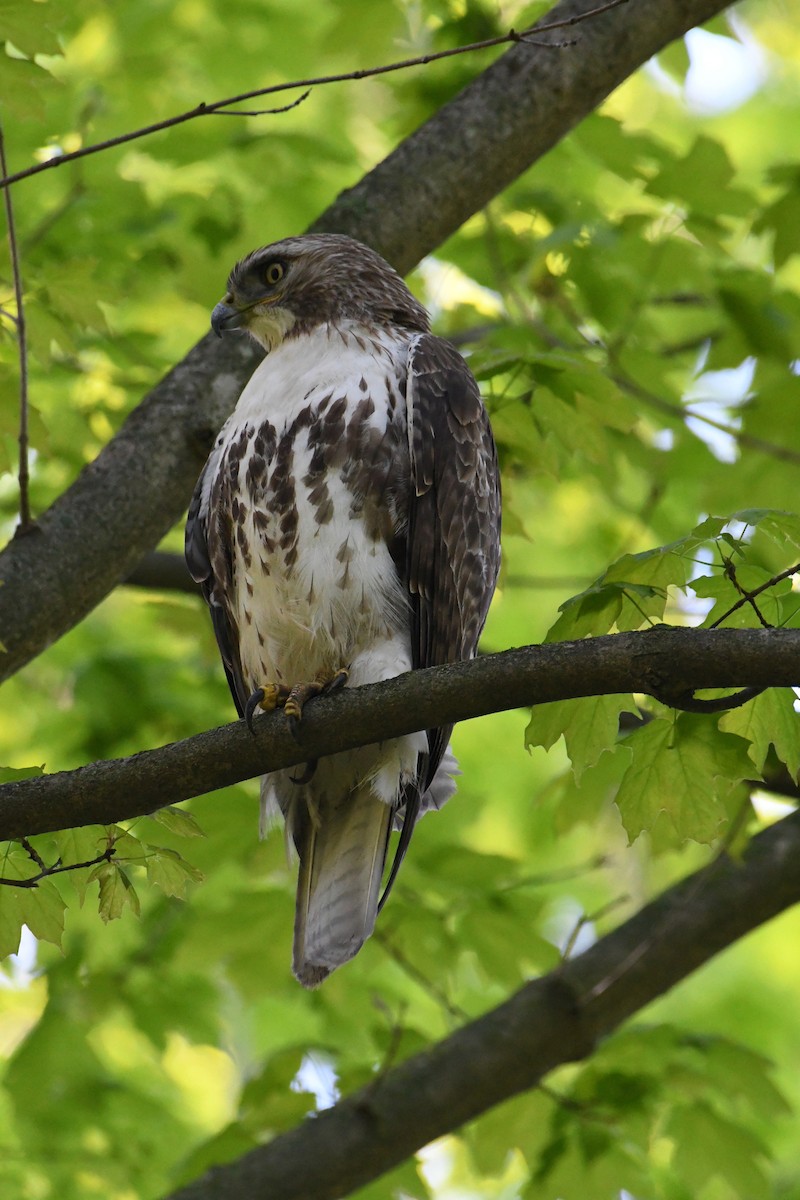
1;0;800;1197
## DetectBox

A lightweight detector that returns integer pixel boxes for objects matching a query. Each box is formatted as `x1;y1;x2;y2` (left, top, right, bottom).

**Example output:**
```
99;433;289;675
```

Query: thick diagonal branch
0;0;732;683
165;805;800;1200
1;626;798;842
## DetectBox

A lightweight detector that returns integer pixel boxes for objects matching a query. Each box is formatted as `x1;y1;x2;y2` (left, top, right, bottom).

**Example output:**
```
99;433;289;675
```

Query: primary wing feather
185;448;249;716
381;334;501;901
406;333;501;773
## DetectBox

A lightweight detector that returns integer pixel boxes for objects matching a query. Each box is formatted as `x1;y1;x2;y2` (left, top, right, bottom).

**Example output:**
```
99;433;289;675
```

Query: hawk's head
211;233;429;352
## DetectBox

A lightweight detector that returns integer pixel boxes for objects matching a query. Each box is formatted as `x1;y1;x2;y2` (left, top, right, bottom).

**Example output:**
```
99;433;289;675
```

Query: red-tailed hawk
186;234;500;986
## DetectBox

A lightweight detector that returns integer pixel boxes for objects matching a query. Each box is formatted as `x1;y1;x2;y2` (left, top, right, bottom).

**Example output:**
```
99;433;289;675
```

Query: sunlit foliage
1;1;799;1197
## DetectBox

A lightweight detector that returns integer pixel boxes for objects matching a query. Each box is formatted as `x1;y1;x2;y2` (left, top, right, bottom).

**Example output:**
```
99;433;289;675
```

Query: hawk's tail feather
378;784;420;914
292;783;393;989
378;745;460;912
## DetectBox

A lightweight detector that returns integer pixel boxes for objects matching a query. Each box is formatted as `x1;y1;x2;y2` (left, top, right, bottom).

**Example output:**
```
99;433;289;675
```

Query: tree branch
1;627;798;842
124;550;201;596
0;0;733;685
165;805;800;1200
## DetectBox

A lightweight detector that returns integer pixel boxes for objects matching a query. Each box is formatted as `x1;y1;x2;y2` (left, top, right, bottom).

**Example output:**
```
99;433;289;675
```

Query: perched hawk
186;234;500;986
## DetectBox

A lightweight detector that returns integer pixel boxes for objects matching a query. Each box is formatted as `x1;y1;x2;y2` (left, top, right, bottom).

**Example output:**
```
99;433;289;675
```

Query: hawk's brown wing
381;333;501;900
185;449;249;718
406;333;501;771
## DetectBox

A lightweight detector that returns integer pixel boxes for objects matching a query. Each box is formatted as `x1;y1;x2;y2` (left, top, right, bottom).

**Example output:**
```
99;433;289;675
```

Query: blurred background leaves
1;0;800;1197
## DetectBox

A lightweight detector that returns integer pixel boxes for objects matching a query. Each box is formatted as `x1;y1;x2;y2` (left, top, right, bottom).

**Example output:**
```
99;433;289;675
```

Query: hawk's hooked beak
211;301;247;337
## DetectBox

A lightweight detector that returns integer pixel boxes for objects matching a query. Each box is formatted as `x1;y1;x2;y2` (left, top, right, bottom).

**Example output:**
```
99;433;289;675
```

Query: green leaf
0;872;67;953
0;0;64;56
700;1037;791;1121
645;135;752;218
239;1046;315;1132
693;564;793;629
615;714;754;843
53;827;110;903
667;1102;770;1194
731;508;800;551
719;688;800;779
54;826;107;866
754;187;800;266
526;694;638;781
151;805;206;839
0;52;53;120
145;846;204;898
717;277;795;360
0;763;44;782
16;879;65;947
0;885;24;957
92;862;140;922
350;1159;431;1199
172;1124;259;1189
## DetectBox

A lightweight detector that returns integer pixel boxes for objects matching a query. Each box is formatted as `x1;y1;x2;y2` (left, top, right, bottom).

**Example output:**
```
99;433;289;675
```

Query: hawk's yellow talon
245;669;348;737
244;682;291;732
261;683;291;711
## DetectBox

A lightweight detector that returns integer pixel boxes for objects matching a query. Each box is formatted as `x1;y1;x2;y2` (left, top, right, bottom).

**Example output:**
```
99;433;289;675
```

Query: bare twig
373;929;467;1022
584;792;754;1003
212;90;312;117
0;0;628;191
720;555;771;629
709;560;800;630
0;125;32;531
20;836;46;872
613;370;800;468
0;845;115;888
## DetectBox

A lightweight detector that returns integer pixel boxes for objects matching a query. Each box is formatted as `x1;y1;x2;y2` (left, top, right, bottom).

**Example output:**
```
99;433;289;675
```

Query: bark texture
1;626;797;841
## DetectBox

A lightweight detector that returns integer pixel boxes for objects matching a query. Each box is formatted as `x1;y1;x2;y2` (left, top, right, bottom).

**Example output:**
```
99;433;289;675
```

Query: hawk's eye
263;262;285;287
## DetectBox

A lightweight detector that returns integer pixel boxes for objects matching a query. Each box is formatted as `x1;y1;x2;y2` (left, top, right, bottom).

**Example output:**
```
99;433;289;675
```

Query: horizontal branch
124;550;201;596
1;626;798;843
166;804;800;1200
0;0;733;684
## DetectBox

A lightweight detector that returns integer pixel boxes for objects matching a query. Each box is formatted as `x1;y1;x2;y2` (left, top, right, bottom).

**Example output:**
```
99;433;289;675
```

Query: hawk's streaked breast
207;324;413;698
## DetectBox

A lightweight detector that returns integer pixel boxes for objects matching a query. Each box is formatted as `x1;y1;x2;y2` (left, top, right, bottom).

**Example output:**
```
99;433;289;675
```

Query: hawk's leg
244;668;349;738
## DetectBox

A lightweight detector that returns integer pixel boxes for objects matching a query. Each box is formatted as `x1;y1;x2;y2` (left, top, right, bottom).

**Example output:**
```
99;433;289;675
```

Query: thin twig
710;560;800;630
0;0;628;191
0;846;116;888
496;854;611;893
650;684;765;714
373;929;467;1022
584;792;754;1003
0;125;32;531
613;371;800;468
720;555;770;629
20;836;47;872
212;90;311;117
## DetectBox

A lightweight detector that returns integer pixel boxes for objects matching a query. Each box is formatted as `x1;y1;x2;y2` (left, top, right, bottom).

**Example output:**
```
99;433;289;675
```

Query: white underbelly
233;463;409;693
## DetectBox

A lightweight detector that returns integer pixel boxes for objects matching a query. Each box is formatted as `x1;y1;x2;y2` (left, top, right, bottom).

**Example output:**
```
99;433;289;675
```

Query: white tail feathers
292;784;393;988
